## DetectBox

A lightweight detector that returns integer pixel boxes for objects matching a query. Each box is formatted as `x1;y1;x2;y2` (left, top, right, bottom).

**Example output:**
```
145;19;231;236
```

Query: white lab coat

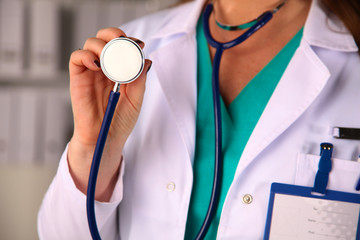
38;0;360;239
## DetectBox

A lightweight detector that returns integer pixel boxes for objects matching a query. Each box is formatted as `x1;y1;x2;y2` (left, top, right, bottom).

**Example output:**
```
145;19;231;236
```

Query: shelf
0;71;69;87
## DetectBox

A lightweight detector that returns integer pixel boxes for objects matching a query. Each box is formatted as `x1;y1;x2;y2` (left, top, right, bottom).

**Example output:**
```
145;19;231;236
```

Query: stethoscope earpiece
100;37;145;84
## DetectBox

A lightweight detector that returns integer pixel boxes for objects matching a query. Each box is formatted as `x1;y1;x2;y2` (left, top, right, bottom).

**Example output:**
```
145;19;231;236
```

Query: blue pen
356;154;360;191
356;176;360;191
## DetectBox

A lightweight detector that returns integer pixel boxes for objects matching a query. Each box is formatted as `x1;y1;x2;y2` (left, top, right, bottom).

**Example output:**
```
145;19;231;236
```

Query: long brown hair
320;0;360;53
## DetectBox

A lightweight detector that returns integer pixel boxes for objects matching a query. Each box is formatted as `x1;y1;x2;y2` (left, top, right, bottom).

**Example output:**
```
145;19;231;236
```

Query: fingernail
119;35;126;38
147;61;152;73
94;60;100;68
135;39;144;45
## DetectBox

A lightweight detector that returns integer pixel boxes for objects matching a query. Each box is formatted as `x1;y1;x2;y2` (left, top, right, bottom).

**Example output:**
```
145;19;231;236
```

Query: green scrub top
184;14;303;239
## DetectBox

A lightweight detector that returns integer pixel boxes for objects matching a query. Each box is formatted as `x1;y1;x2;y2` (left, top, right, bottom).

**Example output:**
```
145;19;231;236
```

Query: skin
210;0;311;105
67;0;311;202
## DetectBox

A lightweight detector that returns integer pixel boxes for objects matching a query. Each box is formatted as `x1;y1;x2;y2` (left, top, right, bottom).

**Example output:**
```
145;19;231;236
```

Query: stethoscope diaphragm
100;37;145;84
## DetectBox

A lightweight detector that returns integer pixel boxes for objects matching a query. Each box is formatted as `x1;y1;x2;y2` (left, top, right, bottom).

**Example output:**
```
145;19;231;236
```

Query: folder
0;0;25;76
17;88;38;164
0;88;11;163
6;88;38;164
73;2;101;52
106;1;136;28
29;0;60;78
43;89;72;164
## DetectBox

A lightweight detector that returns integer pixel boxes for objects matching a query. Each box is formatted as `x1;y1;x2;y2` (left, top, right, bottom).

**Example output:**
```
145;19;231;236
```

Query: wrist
67;136;124;201
68;134;124;162
68;137;96;164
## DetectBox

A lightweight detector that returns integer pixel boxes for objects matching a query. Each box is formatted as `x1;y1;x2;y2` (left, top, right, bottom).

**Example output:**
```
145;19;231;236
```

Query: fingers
69;49;102;74
70;27;146;76
96;27;127;42
119;59;152;109
131;59;152;89
120;59;152;93
96;28;145;49
83;37;107;57
128;37;145;49
70;35;107;74
81;36;144;69
141;59;153;80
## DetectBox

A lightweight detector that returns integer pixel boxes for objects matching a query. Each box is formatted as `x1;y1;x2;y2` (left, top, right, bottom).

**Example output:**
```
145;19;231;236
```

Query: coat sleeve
37;144;125;240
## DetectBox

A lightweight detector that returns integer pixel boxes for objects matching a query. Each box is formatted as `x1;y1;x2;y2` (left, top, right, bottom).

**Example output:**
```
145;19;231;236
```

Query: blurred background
0;0;180;239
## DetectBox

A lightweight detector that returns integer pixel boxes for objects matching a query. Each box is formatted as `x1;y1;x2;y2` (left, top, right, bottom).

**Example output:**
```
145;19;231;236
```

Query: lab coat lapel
235;42;330;177
233;0;357;177
149;34;198;162
144;0;205;163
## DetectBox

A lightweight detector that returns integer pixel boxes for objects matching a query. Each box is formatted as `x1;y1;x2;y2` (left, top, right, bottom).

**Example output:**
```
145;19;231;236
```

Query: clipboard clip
312;142;333;195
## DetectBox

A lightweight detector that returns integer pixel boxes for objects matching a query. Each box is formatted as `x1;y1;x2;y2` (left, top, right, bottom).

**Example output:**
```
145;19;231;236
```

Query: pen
356;154;360;191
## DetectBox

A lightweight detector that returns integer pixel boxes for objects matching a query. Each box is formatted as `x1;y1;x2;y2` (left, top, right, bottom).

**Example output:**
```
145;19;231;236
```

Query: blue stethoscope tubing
86;2;275;240
87;87;120;240
195;3;274;240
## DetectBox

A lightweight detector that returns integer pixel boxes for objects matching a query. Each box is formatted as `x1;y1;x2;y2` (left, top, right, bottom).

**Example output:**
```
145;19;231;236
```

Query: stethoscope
86;37;145;240
86;1;285;240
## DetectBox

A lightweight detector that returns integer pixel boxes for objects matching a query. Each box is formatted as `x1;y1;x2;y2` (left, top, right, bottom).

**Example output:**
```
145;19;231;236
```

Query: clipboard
264;183;360;240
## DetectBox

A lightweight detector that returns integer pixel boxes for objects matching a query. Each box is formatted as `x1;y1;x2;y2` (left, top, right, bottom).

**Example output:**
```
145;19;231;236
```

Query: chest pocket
295;153;360;194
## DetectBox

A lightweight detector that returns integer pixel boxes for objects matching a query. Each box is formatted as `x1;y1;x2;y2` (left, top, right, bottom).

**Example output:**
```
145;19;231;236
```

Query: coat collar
304;0;358;52
151;0;205;40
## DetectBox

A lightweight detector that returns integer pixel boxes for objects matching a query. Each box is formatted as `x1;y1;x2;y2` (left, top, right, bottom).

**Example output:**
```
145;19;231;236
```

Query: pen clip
312;143;333;195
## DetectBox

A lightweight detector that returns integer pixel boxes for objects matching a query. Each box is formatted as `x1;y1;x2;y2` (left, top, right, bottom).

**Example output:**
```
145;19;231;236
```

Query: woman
38;0;360;239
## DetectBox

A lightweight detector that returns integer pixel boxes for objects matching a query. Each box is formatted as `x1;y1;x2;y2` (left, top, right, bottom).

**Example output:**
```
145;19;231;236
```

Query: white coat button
242;194;253;204
166;182;176;192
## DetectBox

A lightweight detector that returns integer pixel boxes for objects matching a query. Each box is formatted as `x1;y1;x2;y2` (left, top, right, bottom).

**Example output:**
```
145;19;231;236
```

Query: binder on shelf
0;88;11;163
159;0;181;9
73;2;101;52
29;0;60;78
7;89;20;164
106;1;136;28
0;0;25;77
17;88;38;164
43;89;72;164
135;0;157;17
134;0;179;18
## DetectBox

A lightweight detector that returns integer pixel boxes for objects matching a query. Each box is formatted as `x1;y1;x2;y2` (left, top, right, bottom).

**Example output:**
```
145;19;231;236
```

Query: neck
212;0;282;26
209;0;311;42
204;0;312;106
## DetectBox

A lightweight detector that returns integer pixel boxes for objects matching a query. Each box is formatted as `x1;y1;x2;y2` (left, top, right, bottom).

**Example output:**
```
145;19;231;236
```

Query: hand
68;27;152;201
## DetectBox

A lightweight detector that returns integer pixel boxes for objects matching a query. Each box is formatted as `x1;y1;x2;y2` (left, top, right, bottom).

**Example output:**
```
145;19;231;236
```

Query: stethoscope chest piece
100;38;145;84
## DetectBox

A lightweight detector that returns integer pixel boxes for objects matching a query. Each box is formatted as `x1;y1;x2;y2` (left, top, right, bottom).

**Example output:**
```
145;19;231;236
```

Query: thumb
118;59;152;111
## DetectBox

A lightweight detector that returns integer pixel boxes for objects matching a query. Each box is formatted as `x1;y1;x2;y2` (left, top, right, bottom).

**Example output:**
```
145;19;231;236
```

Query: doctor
38;0;360;239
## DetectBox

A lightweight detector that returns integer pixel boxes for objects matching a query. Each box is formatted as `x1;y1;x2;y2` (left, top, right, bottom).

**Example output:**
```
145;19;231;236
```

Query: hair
320;0;360;53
